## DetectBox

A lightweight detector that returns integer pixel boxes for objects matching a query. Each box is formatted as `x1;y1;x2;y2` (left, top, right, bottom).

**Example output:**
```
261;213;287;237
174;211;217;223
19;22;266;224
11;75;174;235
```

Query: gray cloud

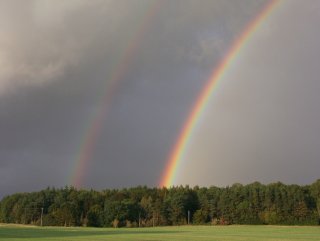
177;0;320;187
2;0;315;197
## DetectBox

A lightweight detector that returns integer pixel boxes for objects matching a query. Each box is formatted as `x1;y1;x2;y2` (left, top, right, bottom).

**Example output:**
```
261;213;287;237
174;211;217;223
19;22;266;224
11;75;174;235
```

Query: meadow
1;224;320;241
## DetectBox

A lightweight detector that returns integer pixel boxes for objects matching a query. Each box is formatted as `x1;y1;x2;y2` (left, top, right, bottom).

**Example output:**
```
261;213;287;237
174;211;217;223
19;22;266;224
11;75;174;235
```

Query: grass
0;224;320;241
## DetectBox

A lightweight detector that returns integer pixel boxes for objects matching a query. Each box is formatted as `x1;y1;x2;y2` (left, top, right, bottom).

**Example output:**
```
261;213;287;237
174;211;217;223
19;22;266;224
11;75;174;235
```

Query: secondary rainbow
160;0;280;187
70;1;162;188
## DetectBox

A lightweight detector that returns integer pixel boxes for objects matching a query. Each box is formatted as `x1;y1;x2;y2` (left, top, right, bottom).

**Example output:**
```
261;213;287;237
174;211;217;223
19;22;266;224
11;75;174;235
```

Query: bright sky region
1;0;320;198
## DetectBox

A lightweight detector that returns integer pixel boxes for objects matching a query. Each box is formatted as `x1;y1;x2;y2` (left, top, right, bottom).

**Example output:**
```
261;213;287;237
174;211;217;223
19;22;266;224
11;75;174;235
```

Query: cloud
177;0;320;187
0;0;145;95
0;1;83;94
0;0;287;197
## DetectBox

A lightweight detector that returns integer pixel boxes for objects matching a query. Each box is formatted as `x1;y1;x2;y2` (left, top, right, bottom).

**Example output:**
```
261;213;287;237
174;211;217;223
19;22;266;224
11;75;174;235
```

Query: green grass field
1;224;319;241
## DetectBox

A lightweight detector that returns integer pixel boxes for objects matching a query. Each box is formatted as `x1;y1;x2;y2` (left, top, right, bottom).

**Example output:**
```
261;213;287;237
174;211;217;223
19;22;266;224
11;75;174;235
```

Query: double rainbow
160;0;280;187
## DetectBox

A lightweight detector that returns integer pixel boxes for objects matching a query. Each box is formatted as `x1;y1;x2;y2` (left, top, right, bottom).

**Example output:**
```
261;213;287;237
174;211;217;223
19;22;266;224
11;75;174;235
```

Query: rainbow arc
160;0;280;187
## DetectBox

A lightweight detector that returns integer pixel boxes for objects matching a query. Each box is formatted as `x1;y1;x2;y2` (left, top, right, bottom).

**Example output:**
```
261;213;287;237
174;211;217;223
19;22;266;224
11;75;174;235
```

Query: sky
1;0;320;197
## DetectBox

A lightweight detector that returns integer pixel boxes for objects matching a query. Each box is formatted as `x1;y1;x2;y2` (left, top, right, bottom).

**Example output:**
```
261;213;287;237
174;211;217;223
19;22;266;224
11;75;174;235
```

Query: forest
1;180;320;227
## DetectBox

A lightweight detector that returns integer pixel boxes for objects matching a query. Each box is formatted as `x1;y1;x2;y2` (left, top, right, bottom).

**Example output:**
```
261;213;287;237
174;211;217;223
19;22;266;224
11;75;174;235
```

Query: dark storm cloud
0;0;274;197
177;0;320;187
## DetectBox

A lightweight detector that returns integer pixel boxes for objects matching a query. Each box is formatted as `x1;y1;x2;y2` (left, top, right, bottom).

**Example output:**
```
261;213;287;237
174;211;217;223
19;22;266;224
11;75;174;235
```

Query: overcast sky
1;0;320;197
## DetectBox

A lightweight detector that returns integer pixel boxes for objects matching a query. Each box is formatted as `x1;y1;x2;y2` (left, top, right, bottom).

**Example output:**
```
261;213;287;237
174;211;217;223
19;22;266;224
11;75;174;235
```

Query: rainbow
70;1;162;188
160;0;280;187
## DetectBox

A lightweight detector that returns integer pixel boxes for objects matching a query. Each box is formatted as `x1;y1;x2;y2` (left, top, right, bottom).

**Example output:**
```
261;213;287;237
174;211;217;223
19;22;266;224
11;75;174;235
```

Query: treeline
1;180;320;227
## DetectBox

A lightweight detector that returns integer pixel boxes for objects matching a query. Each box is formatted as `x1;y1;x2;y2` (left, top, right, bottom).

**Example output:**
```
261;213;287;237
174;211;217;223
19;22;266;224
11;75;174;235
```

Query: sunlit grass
0;224;320;241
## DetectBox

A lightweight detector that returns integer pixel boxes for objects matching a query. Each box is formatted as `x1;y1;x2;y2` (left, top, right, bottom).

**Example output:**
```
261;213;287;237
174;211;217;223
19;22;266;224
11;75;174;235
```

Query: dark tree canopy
1;180;320;227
